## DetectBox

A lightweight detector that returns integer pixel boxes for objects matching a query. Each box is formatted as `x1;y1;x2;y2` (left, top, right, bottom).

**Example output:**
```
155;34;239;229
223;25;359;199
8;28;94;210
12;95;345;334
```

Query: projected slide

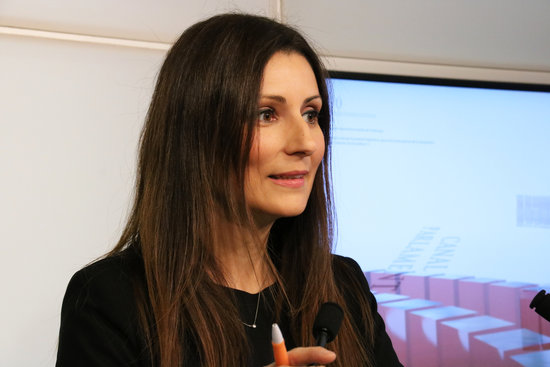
330;77;550;366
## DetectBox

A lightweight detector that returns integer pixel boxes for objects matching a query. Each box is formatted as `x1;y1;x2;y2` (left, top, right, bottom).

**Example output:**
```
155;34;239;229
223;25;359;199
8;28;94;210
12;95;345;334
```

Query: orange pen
272;323;289;366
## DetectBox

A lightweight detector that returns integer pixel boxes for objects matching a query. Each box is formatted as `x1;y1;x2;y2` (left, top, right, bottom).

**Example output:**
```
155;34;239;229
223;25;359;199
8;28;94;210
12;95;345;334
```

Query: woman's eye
258;108;276;122
302;110;319;124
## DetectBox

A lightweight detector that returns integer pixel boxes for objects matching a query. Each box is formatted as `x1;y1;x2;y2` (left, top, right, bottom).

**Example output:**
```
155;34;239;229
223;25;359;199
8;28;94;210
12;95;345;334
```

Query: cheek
248;131;279;173
247;134;263;174
245;135;273;191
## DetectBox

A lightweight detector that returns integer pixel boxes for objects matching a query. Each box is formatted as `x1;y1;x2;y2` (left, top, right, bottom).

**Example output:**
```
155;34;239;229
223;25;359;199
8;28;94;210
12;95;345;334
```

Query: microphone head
530;290;547;309
530;289;550;322
313;302;344;343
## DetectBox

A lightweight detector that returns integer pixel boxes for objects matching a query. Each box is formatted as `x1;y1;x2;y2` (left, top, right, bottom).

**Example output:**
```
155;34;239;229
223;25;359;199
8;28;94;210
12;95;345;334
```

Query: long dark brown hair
111;13;375;366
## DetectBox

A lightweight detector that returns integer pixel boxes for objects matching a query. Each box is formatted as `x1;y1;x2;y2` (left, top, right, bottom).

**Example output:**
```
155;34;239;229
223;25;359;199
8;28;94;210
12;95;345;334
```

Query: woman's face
245;51;325;226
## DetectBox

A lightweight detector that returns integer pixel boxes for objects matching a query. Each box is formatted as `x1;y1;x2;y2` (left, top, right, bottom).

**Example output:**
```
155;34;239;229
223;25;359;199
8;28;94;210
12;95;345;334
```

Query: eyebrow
261;95;321;104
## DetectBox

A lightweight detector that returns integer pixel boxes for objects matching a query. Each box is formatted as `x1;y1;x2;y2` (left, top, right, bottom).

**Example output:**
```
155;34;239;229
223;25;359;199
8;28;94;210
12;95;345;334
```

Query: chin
275;204;309;219
252;204;308;225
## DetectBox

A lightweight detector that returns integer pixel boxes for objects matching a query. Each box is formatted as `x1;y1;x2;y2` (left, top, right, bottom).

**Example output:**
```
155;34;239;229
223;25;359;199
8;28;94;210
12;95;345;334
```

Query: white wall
1;1;549;366
0;35;164;367
287;0;550;72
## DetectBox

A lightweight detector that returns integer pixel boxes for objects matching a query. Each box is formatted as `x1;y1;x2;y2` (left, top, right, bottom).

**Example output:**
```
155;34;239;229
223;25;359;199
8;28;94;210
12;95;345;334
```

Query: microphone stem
316;332;329;347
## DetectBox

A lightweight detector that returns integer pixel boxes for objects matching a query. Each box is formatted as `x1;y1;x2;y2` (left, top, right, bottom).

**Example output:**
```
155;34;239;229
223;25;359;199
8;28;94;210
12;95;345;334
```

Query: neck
212;217;275;293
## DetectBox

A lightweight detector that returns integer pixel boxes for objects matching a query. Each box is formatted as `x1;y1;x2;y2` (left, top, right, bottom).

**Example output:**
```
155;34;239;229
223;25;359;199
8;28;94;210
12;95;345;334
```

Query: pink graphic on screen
366;271;550;366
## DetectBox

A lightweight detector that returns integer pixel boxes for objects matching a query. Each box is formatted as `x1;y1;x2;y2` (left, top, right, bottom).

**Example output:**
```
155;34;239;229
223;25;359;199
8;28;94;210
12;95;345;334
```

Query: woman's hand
265;346;336;367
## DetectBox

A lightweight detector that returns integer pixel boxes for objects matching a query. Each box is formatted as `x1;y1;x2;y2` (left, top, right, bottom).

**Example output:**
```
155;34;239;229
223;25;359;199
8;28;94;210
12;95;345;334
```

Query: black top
56;246;402;366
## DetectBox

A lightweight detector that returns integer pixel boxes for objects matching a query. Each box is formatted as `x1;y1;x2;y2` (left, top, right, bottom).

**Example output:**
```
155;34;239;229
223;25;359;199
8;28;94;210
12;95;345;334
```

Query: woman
56;13;402;367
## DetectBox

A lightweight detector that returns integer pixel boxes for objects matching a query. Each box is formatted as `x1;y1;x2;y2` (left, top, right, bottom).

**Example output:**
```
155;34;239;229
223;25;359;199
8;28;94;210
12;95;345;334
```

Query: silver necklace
241;292;261;329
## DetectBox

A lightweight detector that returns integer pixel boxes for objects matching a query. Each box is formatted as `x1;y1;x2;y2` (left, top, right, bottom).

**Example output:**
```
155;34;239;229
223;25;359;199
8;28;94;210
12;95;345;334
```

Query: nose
284;115;321;156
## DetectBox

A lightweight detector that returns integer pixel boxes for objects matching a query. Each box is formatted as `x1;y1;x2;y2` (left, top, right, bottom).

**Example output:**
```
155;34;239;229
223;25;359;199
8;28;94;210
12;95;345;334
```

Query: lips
268;171;308;188
269;174;305;179
269;170;308;179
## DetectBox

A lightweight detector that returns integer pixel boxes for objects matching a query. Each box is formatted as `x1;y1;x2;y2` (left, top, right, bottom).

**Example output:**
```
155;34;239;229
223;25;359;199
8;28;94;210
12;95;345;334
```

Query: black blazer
56;245;402;366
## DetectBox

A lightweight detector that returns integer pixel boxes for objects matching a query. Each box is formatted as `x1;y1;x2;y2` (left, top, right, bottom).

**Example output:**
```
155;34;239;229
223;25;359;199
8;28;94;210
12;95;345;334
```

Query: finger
287;346;336;366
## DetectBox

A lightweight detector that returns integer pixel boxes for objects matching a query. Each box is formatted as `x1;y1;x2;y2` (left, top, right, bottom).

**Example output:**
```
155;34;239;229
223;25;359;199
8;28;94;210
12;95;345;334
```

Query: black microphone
312;302;344;347
530;289;550;323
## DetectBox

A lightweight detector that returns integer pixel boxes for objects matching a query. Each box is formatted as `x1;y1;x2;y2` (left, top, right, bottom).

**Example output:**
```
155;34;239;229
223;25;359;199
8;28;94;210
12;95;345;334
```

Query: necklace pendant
240;289;262;329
